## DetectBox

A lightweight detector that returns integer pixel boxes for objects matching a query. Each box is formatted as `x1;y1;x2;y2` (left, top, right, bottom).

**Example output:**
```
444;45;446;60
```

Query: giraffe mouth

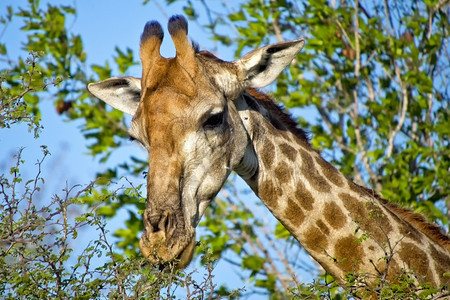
139;227;196;269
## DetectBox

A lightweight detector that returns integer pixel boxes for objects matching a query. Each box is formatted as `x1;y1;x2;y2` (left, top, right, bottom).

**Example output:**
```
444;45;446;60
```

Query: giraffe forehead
143;58;196;96
132;88;225;150
143;88;224;127
146;88;193;116
141;59;224;113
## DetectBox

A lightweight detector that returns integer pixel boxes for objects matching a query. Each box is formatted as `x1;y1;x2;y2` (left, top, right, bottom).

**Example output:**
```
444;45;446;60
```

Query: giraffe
88;16;450;289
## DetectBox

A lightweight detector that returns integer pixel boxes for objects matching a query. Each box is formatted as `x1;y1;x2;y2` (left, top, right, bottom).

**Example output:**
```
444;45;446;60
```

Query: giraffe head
88;16;304;268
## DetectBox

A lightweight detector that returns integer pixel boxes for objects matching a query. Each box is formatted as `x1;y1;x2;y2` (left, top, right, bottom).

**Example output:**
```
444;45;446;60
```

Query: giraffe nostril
147;211;175;235
148;215;160;232
161;212;175;234
163;213;171;232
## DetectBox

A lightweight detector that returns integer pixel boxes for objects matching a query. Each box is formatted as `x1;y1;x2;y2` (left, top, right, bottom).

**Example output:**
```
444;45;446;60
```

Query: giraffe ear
87;77;141;116
234;39;305;88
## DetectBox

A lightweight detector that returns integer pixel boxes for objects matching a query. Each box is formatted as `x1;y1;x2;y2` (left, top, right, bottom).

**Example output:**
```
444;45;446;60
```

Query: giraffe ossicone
88;15;450;288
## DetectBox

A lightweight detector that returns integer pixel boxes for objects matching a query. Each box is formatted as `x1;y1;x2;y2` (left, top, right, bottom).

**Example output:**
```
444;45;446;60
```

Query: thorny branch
216;191;288;296
218;181;312;296
1;148;233;298
0;52;63;137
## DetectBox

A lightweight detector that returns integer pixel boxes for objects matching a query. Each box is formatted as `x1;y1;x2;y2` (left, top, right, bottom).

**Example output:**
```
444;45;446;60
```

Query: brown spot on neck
299;148;331;193
323;201;346;230
315;156;344;187
294;180;314;211
274;161;293;184
339;192;392;243
316;219;330;235
284;198;305;228
279;143;297;162
334;235;365;273
261;140;275;169
304;225;328;253
258;179;282;209
398;242;435;285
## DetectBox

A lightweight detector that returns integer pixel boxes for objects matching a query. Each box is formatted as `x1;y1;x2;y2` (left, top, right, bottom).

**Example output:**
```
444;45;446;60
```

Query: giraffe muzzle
140;209;196;269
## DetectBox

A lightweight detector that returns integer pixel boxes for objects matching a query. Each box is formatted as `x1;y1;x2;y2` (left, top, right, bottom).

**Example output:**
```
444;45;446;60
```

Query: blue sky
3;1;448;296
1;0;317;296
1;0;235;189
1;0;239;174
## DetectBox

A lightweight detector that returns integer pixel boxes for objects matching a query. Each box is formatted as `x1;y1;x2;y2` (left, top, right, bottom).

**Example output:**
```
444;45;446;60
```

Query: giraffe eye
203;112;224;129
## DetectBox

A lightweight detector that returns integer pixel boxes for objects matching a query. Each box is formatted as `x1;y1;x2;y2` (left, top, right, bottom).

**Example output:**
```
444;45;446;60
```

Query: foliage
0;148;237;299
1;0;449;298
174;0;450;295
0;51;61;137
0;0;136;160
189;0;450;225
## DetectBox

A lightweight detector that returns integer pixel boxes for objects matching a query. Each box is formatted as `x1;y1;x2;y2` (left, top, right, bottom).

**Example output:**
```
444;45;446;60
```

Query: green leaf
97;205;115;217
0;43;6;55
91;62;111;80
242;255;265;271
274;222;290;239
229;10;246;21
255;274;276;292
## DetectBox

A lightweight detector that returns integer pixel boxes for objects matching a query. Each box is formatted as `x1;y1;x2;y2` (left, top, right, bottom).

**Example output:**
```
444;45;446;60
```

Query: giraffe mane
357;184;450;251
245;88;310;143
245;88;450;251
382;199;450;251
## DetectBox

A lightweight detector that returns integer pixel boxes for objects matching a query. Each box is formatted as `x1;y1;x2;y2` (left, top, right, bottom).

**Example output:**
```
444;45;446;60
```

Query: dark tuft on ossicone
141;21;164;43
168;15;188;35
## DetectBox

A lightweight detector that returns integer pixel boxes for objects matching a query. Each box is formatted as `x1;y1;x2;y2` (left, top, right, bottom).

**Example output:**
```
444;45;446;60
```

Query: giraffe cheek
229;120;251;171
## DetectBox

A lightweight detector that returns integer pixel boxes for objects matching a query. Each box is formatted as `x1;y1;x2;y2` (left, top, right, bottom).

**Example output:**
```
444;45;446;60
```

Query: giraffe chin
139;231;196;269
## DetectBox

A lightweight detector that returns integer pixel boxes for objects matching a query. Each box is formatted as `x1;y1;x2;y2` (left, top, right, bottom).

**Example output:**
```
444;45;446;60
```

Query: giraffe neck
234;91;450;287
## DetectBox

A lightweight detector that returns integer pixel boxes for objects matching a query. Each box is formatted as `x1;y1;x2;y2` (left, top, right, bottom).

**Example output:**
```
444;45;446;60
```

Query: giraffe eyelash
129;134;148;149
